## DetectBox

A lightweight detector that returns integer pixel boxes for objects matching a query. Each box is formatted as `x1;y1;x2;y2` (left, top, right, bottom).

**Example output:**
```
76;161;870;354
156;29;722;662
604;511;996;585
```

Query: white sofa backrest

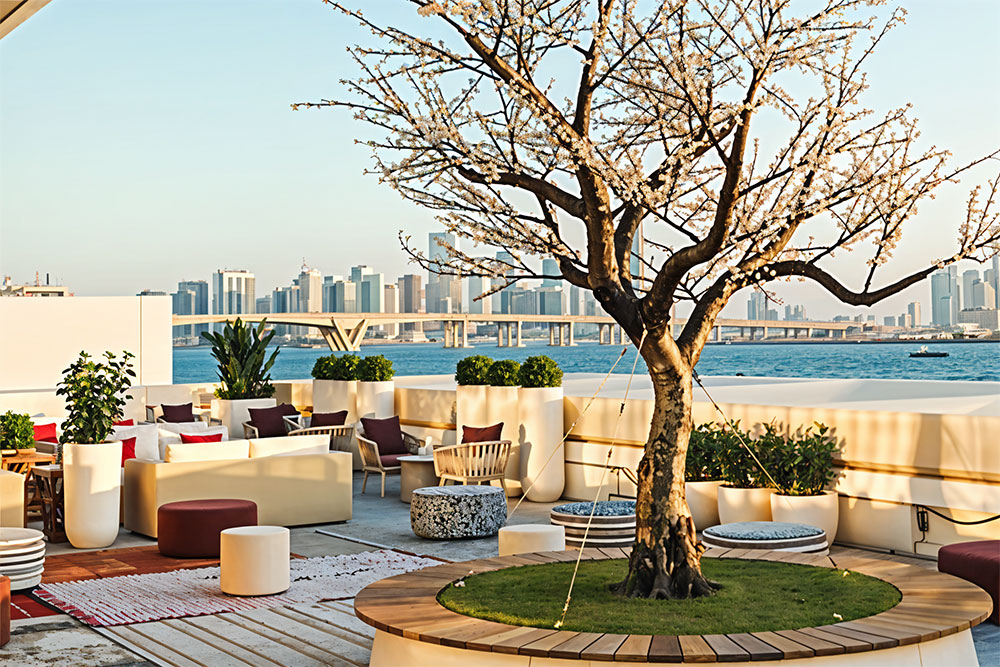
165;439;249;463
111;423;159;460
157;425;230;459
249;434;328;458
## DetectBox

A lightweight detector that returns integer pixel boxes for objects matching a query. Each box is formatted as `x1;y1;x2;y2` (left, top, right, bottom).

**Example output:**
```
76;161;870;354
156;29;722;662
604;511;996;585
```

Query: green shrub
769;422;839;496
358;355;395;382
55;351;135;445
312;353;361;381
685;422;728;482
717;420;774;489
486;359;521;386
518;355;563;388
455;355;494;385
0;411;36;450
201;319;278;399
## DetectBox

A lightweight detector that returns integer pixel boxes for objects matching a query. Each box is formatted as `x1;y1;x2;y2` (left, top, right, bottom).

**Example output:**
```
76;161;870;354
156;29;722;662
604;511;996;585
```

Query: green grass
437;559;900;635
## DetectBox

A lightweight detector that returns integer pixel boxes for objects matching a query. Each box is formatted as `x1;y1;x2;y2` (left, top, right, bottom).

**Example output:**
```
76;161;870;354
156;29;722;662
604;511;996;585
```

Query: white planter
313;379;358;423
486;385;521;496
211;398;277;438
518;386;564;503
686;480;723;531
357;381;394;420
64;441;122;549
455;384;488;438
771;490;840;543
717;486;774;524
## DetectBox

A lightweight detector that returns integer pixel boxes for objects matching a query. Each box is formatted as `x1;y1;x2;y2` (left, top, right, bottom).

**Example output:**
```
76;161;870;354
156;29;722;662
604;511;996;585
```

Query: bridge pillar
566;323;575;346
443;321;453;348
514;321;523;347
712;326;720;342
549;323;556;346
461;321;469;348
497;323;506;347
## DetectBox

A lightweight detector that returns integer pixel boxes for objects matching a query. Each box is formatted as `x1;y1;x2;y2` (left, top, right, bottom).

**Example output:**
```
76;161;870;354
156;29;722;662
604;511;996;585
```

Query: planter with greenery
716;421;776;524
202;318;279;435
0;411;36;456
356;354;395;420
684;423;730;530
455;355;493;437
517;356;564;502
312;353;361;424
56;350;135;549
769;423;841;541
483;359;521;496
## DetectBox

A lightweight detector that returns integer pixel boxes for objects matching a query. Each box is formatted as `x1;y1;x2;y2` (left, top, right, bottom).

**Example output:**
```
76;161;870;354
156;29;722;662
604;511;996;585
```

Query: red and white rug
34;550;437;627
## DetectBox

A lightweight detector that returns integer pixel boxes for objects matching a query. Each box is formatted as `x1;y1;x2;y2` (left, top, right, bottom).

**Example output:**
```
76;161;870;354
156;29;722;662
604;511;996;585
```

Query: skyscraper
298;264;323;313
496;250;516;314
930;269;956;327
747;290;767;320
970;280;996;309
351;265;384;313
426;232;459;313
383;284;398;337
541;258;560;288
907;301;921;327
467;275;492;315
988;256;1000;308
961;269;980;311
212;270;255;319
397;274;423;332
171;279;208;340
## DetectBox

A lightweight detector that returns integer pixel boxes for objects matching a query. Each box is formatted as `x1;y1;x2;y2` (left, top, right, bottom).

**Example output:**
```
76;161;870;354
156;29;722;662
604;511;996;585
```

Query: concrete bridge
173;312;852;352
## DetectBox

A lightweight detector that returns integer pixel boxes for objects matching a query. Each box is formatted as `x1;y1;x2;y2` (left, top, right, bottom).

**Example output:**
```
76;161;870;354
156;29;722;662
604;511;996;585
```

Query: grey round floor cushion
702;521;828;553
410;486;507;539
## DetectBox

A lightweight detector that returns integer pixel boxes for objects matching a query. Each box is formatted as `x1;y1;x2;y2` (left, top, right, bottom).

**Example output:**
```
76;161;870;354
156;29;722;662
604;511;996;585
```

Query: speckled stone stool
702;521;828;554
410;486;507;539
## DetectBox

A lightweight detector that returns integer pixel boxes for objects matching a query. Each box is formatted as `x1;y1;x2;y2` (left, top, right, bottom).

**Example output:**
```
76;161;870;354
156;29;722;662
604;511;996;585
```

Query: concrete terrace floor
10;471;999;666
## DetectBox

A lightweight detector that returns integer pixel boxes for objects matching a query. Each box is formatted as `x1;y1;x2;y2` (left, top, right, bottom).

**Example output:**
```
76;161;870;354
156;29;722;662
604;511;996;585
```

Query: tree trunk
612;364;716;599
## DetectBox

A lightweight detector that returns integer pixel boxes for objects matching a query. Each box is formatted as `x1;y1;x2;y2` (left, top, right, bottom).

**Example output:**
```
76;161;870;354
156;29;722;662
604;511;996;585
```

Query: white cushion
157;421;209;434
248;435;328;458
112;423;159;460
157;425;229;459
165;439;249;463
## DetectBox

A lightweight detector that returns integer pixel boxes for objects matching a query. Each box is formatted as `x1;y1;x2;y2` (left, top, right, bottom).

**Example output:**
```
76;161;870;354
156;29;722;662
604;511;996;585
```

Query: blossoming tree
297;0;999;599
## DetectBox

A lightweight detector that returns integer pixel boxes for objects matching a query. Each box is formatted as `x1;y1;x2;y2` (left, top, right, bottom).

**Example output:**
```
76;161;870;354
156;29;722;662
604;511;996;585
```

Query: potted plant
356;354;395;420
55;350;135;549
517;356;564;502
0;411;36;456
769;422;841;542
716;421;776;524
312;353;361;424
685;422;728;530
455;355;493;436
482;359;522;496
202;318;279;435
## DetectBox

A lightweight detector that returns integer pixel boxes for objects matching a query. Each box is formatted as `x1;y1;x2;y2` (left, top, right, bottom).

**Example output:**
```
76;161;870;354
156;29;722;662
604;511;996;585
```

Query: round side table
398;455;438;503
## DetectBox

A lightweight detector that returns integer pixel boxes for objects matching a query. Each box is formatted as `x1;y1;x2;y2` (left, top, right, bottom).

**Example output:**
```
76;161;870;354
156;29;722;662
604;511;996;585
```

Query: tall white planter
486;385;521;496
313;379;358;423
771;490;840;543
64;441;122;549
211;398;277;438
357;381;394;420
455;384;488;437
686;480;723;531
518;386;564;502
717;486;774;524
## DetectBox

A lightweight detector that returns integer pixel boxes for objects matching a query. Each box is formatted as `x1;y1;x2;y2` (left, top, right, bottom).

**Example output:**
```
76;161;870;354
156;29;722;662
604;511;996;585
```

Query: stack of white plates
0;527;46;590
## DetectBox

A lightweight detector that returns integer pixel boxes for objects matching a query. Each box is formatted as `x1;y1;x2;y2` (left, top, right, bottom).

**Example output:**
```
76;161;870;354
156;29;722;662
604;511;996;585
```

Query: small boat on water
910;345;949;358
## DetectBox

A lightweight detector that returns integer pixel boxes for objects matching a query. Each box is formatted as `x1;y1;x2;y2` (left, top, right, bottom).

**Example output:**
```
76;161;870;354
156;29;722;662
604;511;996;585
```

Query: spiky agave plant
201;319;279;399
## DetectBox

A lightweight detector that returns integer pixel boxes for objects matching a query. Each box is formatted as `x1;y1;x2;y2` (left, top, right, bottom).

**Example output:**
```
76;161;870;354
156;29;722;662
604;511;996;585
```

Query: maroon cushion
311;411;348;427
462;423;503;443
157;499;258;558
160;403;196;423
248;405;297;438
380;454;403;467
276;403;299;416
939;540;1000;624
361;416;406;455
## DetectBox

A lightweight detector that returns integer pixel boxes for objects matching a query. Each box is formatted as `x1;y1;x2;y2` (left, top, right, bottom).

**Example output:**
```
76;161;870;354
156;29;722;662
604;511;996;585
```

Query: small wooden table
1;452;56;525
399;455;438;503
31;465;66;543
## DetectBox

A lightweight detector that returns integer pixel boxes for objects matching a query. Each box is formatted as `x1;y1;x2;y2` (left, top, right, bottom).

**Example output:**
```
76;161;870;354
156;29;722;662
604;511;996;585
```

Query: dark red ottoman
939;539;1000;625
157;499;258;558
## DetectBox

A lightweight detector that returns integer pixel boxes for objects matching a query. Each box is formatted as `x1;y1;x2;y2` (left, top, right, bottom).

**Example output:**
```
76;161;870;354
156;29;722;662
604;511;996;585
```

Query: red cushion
160;403;196;423
361;416;406;455
380;454;403;467
310;411;348;427
121;437;137;466
248;404;298;438
462;423;503;443
179;432;225;444
114;419;134;426
32;423;58;444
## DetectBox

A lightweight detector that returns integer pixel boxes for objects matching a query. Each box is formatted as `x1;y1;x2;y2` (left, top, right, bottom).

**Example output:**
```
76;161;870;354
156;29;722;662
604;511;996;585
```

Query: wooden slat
125;620;249;667
817;624;898;651
163;618;281;666
491;627;558;654
100;625;203;667
647;634;683;663
834;619;920;645
678;634;716;663
520;630;582;656
788;627;864;654
221;610;363;665
750;631;813;659
579;633;628;661
235;608;371;665
615;634;653;662
726;633;782;660
701;634;750;662
548;632;605;660
185;614;330;667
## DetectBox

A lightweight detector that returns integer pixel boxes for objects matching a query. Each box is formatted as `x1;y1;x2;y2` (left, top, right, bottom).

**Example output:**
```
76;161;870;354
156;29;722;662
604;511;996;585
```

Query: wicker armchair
288;423;355;453
356;426;422;497
145;405;221;426
433;440;511;495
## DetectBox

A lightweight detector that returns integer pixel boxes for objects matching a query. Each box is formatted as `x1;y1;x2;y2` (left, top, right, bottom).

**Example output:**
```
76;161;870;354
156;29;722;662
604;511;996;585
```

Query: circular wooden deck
353;546;993;662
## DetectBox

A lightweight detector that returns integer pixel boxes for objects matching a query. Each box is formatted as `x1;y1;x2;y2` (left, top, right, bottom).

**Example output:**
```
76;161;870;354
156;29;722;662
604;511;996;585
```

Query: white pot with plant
56;350;136;549
485;359;522;496
684;422;727;531
204;319;279;436
454;355;492;436
517;356;564;503
0;411;36;457
769;422;841;542
356;355;395;419
716;421;775;524
312;353;360;423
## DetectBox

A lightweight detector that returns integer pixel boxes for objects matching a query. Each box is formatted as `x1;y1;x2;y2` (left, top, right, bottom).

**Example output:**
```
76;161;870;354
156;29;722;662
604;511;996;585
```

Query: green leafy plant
0;411;35;450
486;359;521;386
716;420;775;489
455;355;494;385
358;354;394;382
769;422;840;496
685;422;728;482
518;355;563;388
55;351;135;445
312;353;361;381
201;319;278;399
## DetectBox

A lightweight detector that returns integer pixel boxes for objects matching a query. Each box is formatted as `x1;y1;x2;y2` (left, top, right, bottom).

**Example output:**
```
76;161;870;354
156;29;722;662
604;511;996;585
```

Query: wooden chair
433;440;511;496
356;427;422;498
288;424;356;454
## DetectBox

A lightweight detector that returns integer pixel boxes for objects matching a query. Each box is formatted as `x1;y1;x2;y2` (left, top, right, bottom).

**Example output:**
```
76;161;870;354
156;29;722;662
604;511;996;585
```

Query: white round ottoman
498;525;565;557
220;525;290;596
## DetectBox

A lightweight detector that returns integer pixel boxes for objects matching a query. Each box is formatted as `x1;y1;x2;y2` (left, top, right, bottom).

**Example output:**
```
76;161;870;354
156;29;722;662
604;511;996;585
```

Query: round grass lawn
437;558;901;635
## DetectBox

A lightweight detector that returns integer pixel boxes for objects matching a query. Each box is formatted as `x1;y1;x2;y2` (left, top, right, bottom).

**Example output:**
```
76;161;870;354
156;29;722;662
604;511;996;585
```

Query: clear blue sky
1;0;997;320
